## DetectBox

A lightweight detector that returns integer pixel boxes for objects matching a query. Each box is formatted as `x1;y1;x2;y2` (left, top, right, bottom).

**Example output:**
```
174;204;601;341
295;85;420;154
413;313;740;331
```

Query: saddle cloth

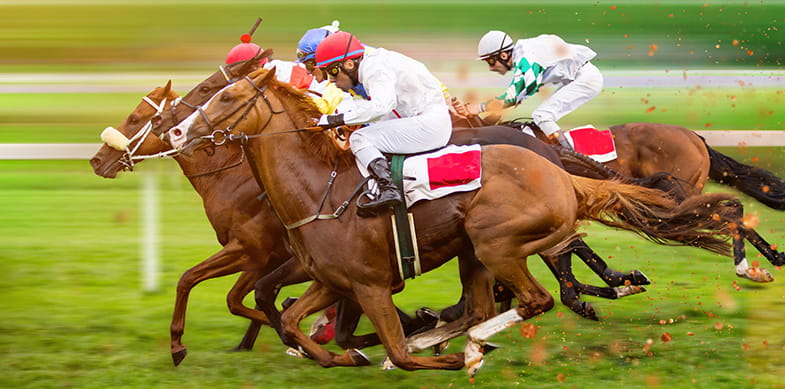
358;144;482;207
563;125;618;163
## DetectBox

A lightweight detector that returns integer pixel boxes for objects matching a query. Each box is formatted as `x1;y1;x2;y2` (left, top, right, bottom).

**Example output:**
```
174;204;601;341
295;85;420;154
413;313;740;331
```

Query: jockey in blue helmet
296;20;340;80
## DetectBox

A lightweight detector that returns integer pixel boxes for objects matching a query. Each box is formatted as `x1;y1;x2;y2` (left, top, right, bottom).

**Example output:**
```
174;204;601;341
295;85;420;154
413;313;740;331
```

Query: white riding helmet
477;30;514;60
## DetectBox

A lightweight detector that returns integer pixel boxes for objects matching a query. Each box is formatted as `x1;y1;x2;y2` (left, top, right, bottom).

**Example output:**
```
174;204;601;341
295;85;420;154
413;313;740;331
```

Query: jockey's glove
317;113;345;129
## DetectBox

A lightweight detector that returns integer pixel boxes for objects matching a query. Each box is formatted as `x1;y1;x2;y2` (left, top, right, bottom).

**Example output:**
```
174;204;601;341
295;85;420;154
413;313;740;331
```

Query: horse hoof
740;267;775;283
281;297;298;310
614;285;647;298
433;341;449;356
171;349;187;366
348;348;371;366
416;307;440;326
228;344;253;352
578;302;599;321
464;340;485;377
285;347;307;358
482;342;500;355
381;356;396;371
630;270;651;285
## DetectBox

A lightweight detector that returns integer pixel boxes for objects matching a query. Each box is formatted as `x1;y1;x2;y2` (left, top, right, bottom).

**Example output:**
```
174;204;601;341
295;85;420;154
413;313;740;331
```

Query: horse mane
252;68;355;168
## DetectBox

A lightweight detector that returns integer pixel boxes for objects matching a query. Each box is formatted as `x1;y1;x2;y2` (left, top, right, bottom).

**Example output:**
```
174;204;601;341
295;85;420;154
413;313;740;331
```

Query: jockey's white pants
350;105;452;168
533;62;603;136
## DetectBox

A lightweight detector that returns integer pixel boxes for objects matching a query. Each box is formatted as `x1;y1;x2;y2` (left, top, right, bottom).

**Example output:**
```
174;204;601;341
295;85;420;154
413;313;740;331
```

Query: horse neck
246;91;343;227
174;144;263;227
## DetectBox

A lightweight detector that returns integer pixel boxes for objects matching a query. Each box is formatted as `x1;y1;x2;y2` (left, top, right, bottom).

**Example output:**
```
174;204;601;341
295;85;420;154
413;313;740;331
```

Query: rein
195;75;362;229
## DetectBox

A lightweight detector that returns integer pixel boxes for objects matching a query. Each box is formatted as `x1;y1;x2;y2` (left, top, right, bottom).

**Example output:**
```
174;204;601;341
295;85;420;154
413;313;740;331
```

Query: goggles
296;49;311;61
303;59;316;72
483;55;499;66
325;62;343;77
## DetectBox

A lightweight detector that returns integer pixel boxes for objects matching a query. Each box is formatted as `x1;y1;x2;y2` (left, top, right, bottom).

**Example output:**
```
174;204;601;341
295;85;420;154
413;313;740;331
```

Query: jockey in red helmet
225;33;268;67
314;32;452;216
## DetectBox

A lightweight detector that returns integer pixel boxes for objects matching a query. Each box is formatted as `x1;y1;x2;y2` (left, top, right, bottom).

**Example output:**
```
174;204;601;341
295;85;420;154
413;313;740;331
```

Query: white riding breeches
349;105;452;168
533;62;603;136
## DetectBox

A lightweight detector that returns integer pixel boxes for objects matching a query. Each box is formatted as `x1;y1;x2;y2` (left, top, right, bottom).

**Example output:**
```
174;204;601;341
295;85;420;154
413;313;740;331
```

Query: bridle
108;95;179;172
191;74;367;229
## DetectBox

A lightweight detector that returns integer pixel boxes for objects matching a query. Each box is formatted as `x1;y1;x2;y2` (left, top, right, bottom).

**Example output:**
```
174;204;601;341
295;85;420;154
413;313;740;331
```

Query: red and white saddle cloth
563;125;618;163
358;144;483;208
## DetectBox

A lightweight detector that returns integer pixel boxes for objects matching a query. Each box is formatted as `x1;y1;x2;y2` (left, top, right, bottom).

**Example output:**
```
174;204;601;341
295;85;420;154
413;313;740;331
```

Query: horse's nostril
89;157;101;167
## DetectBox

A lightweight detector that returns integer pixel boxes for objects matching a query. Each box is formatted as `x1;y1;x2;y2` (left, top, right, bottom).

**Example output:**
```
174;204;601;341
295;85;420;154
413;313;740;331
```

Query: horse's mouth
89;153;123;179
176;137;205;158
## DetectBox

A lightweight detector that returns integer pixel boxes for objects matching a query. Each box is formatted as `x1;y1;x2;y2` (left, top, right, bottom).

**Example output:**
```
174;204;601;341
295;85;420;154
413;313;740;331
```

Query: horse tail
705;144;785;210
558;147;695;201
570;175;734;256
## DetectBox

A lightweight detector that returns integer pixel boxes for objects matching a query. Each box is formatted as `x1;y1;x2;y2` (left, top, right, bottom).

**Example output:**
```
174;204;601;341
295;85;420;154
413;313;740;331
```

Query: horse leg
539;253;600;321
170;240;252;366
253;256;312;342
465;250;555;376
742;226;785;267
228;270;268;352
570;239;651;287
332;298;379;349
353;283;465;371
725;200;775;283
279;282;371;367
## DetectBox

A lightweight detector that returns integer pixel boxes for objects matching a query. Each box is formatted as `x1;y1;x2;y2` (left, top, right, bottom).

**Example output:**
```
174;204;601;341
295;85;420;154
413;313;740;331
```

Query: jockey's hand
450;97;479;117
317;113;345;129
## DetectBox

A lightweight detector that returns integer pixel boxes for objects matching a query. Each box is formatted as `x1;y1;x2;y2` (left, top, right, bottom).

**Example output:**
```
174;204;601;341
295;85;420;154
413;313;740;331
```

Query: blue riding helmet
296;21;340;63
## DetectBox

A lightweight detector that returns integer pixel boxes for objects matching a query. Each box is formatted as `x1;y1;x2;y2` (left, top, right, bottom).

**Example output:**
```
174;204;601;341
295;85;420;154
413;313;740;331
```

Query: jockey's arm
330;66;397;125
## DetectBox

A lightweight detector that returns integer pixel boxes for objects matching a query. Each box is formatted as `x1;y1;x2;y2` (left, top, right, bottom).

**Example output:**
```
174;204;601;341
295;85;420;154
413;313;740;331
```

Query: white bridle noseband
100;95;180;170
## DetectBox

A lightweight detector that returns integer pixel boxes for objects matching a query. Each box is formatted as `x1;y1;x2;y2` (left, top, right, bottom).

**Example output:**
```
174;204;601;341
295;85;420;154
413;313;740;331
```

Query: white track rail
1;131;784;160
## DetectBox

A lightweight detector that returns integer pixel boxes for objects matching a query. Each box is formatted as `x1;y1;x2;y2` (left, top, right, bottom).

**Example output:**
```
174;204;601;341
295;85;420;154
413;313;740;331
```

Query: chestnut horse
91;53;452;364
90;54;292;365
169;68;737;372
500;118;785;281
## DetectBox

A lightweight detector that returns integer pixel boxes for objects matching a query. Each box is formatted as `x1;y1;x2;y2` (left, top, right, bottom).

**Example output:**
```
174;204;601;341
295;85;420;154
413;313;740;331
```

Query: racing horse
486;118;785;281
169;67;737;371
90;53;450;364
90;53;290;365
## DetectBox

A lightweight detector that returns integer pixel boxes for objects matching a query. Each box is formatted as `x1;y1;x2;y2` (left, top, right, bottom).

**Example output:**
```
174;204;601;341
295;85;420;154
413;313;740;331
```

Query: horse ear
253;48;273;65
258;66;277;86
163;80;172;95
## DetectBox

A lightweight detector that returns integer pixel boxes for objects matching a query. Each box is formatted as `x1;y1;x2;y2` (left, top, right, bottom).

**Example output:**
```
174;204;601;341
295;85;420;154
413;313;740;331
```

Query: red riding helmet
225;33;268;65
315;31;365;68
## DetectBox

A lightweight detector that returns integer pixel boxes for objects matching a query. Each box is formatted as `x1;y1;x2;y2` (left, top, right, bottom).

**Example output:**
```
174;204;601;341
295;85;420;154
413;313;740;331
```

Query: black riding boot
357;158;403;216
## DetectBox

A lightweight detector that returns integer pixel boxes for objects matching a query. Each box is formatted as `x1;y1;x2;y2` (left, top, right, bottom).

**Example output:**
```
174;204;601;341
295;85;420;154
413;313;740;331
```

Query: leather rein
195;76;368;230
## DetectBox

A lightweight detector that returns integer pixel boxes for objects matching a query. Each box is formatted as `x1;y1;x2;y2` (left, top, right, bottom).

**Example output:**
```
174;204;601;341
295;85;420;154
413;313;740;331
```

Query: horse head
168;66;322;157
90;80;178;178
153;49;274;139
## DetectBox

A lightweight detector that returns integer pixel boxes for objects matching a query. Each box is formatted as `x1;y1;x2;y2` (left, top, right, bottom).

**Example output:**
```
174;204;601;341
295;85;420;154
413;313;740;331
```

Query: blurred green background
2;1;785;388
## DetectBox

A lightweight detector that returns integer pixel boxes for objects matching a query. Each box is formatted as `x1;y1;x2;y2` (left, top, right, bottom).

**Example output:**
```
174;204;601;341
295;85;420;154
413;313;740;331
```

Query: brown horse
170;68;737;372
90;54;292;366
501;118;785;281
91;54;444;364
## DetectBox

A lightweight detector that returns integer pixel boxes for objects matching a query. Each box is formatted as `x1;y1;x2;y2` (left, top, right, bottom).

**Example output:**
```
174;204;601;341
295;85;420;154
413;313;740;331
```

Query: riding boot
551;130;574;150
357;158;403;216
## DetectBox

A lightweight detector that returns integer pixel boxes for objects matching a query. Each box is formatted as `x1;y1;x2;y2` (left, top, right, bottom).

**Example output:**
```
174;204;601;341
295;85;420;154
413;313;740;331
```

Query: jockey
314;31;452;215
454;31;603;149
294;21;358;115
224;30;322;97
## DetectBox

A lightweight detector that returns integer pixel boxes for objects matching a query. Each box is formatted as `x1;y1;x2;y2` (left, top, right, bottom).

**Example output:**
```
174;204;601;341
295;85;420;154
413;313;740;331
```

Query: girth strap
390;155;421;280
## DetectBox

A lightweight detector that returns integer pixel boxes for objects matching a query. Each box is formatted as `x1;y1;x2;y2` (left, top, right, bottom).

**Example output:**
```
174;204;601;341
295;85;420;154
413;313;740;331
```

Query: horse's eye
151;115;163;129
220;93;232;102
128;115;139;125
199;85;211;94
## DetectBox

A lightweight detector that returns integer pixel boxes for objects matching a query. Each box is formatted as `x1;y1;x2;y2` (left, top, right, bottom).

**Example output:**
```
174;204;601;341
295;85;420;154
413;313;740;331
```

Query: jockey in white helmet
455;30;603;149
